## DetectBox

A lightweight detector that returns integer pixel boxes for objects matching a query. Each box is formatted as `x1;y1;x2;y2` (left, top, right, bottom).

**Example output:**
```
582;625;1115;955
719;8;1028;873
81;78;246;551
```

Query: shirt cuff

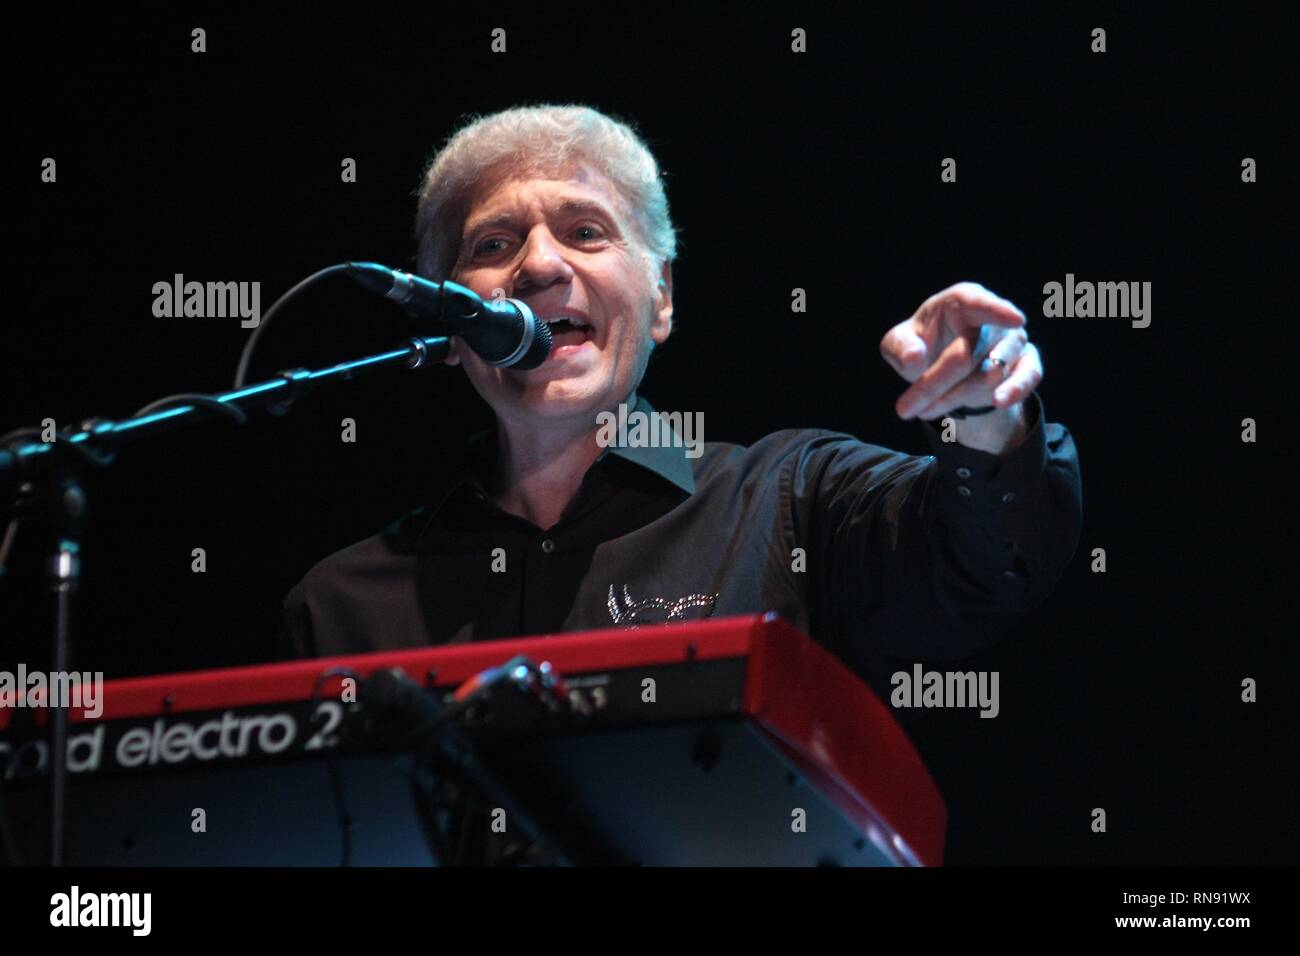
917;392;1049;519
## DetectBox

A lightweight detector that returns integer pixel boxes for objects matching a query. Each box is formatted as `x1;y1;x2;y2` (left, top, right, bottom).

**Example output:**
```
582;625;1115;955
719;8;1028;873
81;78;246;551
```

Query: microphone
345;262;552;369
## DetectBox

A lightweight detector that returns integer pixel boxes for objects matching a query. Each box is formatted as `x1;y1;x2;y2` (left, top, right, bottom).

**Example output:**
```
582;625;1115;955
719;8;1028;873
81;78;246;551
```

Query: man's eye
474;237;509;256
572;224;604;242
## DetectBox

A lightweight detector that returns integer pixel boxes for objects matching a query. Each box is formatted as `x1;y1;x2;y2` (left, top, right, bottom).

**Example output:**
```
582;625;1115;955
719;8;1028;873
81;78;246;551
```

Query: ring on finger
983;332;1025;378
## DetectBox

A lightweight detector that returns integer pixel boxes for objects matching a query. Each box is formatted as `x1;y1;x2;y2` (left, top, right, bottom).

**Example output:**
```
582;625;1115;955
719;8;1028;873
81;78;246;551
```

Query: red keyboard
0;613;947;866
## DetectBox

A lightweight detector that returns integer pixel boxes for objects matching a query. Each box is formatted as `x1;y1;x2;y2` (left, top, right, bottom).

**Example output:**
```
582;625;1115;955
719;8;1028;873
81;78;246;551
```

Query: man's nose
512;226;573;293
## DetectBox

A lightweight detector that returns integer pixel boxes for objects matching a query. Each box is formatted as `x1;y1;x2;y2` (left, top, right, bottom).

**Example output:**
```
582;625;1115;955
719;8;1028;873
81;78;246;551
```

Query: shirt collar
596;393;697;495
417;393;696;538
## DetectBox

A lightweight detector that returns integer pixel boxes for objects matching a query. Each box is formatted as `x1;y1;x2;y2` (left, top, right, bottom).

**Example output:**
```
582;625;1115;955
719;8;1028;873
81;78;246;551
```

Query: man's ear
651;259;674;346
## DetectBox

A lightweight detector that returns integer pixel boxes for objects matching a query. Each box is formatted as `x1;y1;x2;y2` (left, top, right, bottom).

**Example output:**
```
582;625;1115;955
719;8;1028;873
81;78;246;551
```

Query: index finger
920;282;1027;331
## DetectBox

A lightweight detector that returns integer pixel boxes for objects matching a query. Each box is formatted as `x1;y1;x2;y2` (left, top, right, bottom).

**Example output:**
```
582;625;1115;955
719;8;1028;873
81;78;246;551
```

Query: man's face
448;163;673;427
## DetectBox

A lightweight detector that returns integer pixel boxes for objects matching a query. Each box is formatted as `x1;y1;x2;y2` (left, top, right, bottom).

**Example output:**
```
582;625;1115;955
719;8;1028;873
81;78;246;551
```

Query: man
279;103;1081;696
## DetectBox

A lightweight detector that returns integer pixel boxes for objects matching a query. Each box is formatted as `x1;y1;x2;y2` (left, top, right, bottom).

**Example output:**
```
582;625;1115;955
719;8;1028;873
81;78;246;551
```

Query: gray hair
414;104;677;285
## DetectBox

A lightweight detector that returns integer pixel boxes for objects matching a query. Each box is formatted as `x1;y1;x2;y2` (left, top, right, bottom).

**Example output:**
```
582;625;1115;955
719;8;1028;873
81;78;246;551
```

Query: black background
4;5;1295;865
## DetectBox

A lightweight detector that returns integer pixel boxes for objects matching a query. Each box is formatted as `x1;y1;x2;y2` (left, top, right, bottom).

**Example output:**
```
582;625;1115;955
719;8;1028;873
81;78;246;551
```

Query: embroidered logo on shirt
607;584;718;627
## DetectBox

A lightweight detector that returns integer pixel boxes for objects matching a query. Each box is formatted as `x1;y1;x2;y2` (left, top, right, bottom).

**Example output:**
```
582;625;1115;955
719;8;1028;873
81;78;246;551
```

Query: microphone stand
0;334;452;865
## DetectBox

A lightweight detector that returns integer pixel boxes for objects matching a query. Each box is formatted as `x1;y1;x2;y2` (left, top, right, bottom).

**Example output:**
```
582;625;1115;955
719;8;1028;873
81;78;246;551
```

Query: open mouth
543;316;594;350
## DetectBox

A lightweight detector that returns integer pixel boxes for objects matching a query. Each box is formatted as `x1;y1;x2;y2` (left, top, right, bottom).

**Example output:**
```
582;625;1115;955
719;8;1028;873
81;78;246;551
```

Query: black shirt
279;392;1082;689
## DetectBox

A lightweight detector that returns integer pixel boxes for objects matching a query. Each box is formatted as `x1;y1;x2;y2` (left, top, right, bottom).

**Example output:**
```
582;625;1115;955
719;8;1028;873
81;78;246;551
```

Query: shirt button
957;485;972;498
540;538;556;554
956;467;972;479
1001;491;1016;504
